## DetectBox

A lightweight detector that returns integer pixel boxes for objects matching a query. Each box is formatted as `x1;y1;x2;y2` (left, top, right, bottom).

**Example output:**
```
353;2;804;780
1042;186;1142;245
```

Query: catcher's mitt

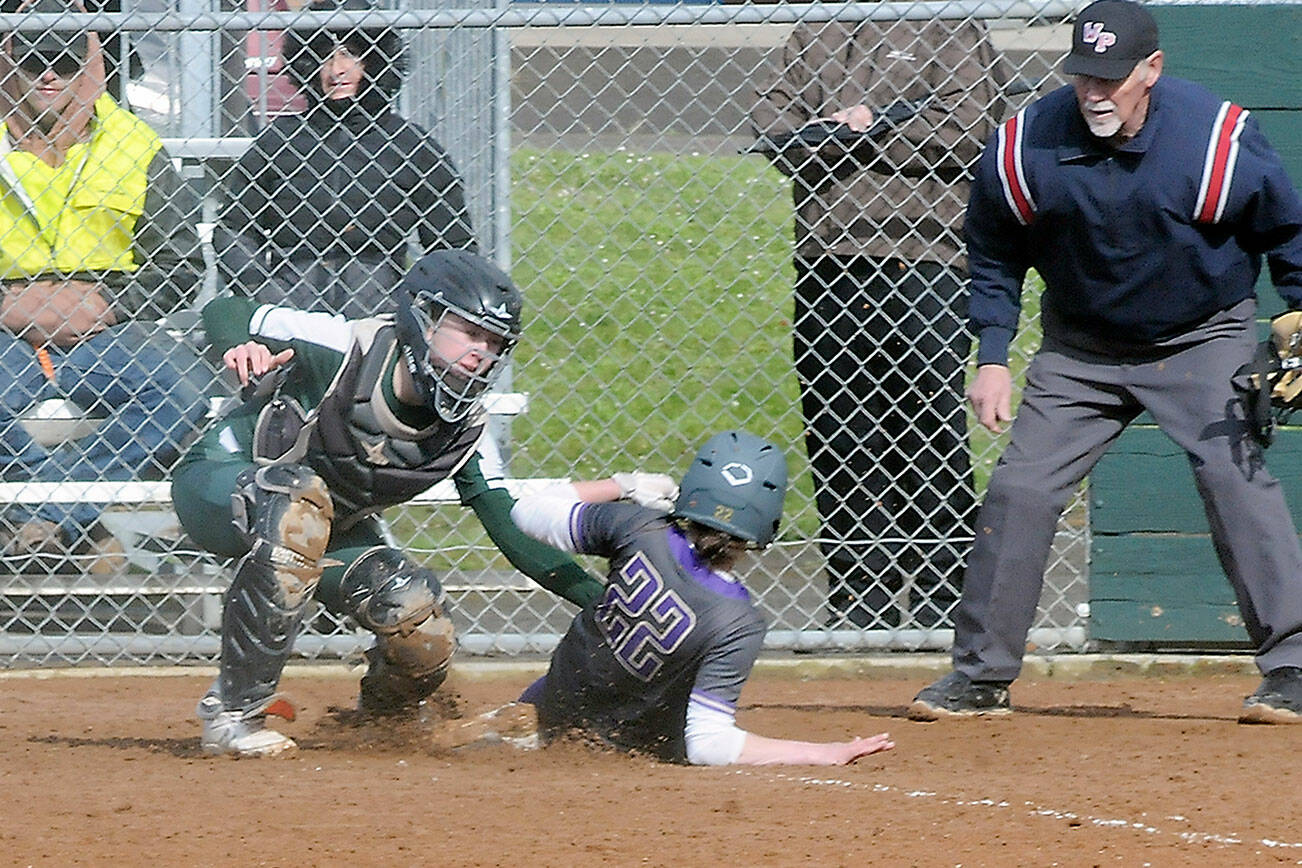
1238;311;1302;446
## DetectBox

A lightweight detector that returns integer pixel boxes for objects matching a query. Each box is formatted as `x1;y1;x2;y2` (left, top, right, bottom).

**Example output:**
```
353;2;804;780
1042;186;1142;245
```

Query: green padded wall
1088;4;1302;644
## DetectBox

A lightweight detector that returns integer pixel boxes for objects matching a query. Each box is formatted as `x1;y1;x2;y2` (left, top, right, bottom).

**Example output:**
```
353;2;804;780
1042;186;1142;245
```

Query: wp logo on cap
1064;0;1159;80
1081;22;1117;54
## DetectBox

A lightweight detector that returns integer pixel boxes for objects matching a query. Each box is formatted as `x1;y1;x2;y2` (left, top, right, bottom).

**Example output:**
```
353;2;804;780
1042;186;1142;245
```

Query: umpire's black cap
1064;0;1159;81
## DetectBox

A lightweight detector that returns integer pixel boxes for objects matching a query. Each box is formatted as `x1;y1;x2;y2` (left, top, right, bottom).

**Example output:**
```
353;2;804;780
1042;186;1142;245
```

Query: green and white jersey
196;296;484;523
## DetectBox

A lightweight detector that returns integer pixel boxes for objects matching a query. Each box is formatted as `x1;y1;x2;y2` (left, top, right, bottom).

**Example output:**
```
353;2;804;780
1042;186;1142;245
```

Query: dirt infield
3;661;1300;866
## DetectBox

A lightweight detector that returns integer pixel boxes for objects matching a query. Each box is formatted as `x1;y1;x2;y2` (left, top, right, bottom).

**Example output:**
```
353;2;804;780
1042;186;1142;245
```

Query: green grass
508;147;1044;512
971;271;1044;488
507;145;820;536
399;146;1044;554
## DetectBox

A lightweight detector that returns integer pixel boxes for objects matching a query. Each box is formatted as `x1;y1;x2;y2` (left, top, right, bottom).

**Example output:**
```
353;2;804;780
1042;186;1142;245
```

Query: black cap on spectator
1063;0;1159;80
8;0;88;65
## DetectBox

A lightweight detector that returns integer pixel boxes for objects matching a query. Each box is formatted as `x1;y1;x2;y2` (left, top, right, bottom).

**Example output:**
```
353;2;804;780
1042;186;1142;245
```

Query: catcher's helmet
394;250;522;423
673;431;788;548
283;0;407;101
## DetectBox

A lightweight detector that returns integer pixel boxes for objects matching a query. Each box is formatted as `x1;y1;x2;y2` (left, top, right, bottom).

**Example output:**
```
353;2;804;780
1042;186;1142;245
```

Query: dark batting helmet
673;430;788;548
282;0;407;102
394;250;522;423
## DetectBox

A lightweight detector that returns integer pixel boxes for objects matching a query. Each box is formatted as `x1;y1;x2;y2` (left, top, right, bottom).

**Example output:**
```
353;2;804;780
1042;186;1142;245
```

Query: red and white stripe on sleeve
1193;101;1249;225
995;109;1037;226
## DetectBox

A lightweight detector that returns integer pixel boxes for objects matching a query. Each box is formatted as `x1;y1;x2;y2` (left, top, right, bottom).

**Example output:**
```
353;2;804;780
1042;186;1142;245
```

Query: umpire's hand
969;364;1013;434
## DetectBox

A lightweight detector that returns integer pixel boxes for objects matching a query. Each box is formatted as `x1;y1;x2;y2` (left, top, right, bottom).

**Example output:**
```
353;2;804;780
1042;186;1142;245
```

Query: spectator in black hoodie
216;0;476;317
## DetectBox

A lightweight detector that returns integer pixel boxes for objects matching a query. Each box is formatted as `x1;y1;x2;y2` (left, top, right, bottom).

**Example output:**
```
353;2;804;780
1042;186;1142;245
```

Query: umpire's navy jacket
967;76;1302;366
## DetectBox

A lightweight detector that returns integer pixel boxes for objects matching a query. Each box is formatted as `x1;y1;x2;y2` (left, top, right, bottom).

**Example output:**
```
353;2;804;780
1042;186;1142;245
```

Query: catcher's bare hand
224;341;294;386
968;364;1013;434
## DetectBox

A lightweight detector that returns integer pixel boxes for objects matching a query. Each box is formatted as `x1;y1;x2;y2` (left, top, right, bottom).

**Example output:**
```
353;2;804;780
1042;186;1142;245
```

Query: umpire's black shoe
1240;666;1302;724
908;671;1011;721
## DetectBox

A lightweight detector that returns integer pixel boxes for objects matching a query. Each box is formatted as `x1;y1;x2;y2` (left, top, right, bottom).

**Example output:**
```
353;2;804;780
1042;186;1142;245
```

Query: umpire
911;0;1302;722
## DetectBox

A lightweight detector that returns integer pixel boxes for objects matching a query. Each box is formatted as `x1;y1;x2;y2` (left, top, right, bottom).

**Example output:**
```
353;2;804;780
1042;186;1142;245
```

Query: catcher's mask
1235;311;1302;447
394;250;522;423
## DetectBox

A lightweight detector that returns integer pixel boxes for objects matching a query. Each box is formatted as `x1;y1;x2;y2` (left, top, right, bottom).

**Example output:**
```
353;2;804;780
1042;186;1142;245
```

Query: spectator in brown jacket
751;18;1007;629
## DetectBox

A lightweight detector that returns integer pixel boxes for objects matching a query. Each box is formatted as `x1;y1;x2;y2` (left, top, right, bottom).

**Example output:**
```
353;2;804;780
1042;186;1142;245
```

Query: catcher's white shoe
201;711;297;758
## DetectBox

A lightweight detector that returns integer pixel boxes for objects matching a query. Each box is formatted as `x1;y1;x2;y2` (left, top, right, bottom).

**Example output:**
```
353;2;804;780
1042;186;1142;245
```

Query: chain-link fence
0;0;1104;667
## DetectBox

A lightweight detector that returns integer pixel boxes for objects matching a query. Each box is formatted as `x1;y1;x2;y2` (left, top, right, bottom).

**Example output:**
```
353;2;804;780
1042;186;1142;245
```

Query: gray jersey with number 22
537;502;765;762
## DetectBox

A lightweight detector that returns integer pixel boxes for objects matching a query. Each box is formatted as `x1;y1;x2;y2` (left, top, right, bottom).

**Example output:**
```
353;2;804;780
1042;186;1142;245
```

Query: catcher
172;250;671;757
453;431;895;766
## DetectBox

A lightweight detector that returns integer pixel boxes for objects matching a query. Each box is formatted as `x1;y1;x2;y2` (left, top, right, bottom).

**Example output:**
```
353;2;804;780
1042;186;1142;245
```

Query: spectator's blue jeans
0;321;210;536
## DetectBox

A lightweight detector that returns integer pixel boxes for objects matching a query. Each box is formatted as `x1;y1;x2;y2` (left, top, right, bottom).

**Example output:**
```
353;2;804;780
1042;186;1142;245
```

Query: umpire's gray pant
954;307;1302;681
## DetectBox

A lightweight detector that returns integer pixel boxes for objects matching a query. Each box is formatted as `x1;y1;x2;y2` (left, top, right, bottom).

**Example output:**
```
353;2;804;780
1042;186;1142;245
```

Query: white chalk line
728;769;1302;854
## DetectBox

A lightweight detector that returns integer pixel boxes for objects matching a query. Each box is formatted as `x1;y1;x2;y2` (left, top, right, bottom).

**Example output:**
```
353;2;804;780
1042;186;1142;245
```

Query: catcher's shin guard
218;464;334;716
339;546;456;714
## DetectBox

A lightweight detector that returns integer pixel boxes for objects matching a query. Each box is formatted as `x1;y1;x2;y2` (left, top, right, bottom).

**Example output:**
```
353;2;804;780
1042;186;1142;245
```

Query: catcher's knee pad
219;464;334;716
231;463;334;605
340;547;456;713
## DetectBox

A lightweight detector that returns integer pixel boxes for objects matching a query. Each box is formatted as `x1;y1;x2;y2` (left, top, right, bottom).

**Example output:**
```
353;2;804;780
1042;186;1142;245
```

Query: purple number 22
595;551;697;681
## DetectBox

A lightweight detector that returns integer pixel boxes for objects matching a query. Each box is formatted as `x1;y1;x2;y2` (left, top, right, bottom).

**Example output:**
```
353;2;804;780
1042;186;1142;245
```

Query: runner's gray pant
954;308;1302;681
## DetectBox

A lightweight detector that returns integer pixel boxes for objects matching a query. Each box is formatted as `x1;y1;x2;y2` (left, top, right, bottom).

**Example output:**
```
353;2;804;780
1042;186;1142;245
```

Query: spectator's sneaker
201;711;297;757
1240;667;1302;724
908;671;1011;720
